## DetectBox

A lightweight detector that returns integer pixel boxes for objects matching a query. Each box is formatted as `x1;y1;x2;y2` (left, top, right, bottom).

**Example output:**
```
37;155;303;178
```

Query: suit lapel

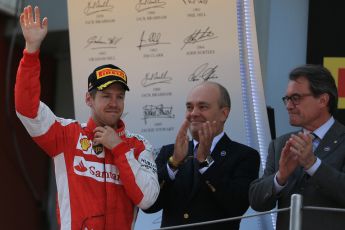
211;134;232;164
315;121;345;159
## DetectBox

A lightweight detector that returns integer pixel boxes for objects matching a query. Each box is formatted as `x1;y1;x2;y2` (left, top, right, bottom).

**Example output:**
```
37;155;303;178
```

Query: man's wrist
276;171;287;186
304;156;317;170
198;154;214;168
25;42;41;53
168;156;181;170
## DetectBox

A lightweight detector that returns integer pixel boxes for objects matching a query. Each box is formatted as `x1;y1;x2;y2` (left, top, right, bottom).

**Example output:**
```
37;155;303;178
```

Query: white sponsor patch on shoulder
73;156;122;184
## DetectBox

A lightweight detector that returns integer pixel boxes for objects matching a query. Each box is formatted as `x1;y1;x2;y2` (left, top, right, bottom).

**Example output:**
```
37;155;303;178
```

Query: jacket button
184;213;189;219
264;192;270;199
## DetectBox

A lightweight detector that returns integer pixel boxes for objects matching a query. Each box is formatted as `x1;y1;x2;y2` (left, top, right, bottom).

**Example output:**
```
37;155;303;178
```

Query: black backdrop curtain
307;1;345;125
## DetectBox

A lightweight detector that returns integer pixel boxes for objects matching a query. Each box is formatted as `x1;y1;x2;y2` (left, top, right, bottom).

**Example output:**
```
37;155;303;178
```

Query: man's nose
190;107;200;116
285;99;295;109
109;97;118;106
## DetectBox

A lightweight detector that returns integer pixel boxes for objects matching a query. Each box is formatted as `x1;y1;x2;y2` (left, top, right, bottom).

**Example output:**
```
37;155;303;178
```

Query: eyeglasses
282;93;313;106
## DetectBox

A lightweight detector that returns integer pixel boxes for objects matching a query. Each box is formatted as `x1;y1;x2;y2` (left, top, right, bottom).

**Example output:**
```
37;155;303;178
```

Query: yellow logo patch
96;68;127;82
80;138;91;151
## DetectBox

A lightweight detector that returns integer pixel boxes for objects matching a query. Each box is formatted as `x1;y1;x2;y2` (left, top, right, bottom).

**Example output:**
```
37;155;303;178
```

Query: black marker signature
188;63;218;82
137;31;170;50
142;104;175;124
181;27;217;50
84;0;114;16
84;35;122;49
141;71;172;87
135;0;167;12
182;0;208;4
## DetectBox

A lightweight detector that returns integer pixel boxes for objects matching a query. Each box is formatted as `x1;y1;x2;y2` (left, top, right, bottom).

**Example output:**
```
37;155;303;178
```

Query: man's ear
85;92;92;107
319;93;329;108
221;107;230;123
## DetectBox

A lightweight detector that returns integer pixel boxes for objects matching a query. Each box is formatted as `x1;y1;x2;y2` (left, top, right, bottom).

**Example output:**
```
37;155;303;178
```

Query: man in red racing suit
15;5;159;230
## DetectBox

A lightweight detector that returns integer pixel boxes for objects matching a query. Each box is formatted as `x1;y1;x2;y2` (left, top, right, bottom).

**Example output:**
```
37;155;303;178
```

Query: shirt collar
303;116;334;140
193;131;225;153
84;117;126;139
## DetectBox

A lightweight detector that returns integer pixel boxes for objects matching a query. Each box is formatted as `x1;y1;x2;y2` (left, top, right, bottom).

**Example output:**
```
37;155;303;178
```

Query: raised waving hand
20;5;48;53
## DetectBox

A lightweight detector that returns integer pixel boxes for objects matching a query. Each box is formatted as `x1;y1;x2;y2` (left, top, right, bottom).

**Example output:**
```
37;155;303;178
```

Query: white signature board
67;0;250;229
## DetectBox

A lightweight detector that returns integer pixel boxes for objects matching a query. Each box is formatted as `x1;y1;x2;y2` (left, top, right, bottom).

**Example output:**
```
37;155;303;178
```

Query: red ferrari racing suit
15;50;159;230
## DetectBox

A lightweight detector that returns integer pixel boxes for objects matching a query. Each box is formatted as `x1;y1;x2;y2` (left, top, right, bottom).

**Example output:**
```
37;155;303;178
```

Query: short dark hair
89;88;97;98
289;64;338;115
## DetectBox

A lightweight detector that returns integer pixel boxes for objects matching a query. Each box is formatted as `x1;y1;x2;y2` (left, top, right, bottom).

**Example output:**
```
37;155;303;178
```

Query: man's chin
190;122;202;129
188;127;199;140
102;119;120;128
289;119;300;127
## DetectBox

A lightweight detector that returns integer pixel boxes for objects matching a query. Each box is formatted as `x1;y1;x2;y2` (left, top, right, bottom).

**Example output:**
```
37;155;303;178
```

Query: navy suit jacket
249;121;345;230
144;134;260;230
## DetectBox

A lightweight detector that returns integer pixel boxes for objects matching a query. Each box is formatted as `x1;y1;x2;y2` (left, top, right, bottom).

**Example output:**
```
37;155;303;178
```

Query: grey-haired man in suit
249;64;345;230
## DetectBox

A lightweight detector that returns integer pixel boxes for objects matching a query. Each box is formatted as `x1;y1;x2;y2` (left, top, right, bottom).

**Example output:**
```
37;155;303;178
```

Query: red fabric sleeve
15;49;41;118
112;142;144;205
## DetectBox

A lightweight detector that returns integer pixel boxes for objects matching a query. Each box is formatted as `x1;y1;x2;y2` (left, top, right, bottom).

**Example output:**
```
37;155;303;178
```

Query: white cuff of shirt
305;157;321;176
167;163;178;180
198;161;215;174
274;173;286;193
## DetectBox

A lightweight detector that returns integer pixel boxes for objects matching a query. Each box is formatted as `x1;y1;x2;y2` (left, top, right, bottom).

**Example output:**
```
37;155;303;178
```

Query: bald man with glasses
249;64;345;230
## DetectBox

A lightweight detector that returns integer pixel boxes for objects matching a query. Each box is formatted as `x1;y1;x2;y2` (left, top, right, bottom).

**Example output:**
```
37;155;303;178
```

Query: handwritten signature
141;71;172;87
135;0;167;12
182;0;208;4
142;104;175;124
181;27;217;50
84;35;122;49
84;0;114;16
137;31;170;50
188;63;218;82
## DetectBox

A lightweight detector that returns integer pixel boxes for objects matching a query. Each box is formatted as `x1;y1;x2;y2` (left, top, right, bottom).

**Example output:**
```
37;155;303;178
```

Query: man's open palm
20;5;48;53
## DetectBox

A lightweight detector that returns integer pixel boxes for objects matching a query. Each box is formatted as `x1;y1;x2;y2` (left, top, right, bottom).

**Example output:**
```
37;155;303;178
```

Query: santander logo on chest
73;156;122;184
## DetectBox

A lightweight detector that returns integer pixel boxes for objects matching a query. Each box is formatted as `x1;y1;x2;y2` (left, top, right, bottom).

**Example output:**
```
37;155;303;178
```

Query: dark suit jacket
144;133;260;230
249;121;345;230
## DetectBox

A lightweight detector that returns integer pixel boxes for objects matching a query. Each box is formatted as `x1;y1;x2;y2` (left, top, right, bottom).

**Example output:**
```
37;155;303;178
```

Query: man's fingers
20;13;25;27
211;120;217;133
199;121;215;139
290;134;303;146
34;6;40;24
27;5;33;24
205;121;212;137
23;6;29;25
181;119;190;131
289;132;314;159
176;119;189;139
93;126;106;133
42;17;48;28
94;131;102;138
290;134;305;153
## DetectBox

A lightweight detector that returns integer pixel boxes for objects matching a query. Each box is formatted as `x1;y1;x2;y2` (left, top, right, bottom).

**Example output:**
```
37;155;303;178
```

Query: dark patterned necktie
193;144;199;158
311;133;320;152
